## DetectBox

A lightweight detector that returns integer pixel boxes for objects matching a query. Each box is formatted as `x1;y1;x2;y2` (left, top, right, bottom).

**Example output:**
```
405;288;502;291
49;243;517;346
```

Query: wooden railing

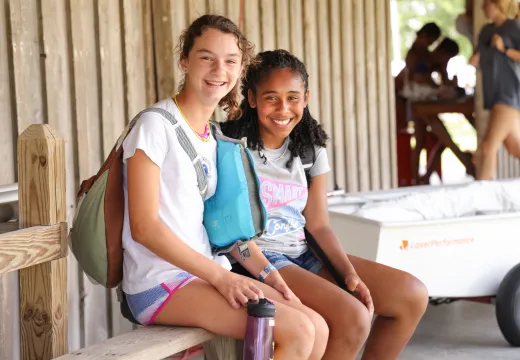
1;124;239;360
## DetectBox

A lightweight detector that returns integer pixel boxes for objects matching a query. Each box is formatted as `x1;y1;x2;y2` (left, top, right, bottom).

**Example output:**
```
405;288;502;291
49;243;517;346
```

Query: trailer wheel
496;263;520;346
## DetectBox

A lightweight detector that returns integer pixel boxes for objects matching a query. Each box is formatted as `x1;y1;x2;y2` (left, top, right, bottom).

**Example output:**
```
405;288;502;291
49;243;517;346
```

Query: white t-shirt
121;98;231;294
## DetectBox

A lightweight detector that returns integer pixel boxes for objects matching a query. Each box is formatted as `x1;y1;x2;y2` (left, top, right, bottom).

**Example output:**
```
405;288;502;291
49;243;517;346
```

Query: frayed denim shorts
262;249;322;274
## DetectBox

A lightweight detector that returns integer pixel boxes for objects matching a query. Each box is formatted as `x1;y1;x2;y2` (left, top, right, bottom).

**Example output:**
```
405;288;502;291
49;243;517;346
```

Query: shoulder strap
210;121;248;146
210;120;223;137
300;147;316;188
127;108;208;199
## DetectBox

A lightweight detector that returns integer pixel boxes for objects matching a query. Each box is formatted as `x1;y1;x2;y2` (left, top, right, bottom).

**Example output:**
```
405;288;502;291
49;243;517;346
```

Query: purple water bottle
243;298;276;360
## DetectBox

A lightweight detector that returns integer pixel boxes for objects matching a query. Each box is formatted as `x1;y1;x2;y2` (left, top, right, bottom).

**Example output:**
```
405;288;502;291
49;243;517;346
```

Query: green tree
396;0;472;61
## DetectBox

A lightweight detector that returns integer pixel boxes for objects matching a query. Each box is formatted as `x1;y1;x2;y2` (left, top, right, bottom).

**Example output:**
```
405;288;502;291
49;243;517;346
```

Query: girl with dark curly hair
223;49;429;360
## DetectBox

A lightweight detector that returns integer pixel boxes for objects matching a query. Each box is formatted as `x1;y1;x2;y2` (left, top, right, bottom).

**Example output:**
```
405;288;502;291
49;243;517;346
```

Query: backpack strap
210;121;248;146
300;146;316;188
210;120;223;137
126;108;209;199
300;147;354;296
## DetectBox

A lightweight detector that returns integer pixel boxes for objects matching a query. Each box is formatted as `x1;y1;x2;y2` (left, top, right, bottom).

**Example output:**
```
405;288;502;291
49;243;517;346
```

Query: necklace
261;141;288;162
173;96;210;142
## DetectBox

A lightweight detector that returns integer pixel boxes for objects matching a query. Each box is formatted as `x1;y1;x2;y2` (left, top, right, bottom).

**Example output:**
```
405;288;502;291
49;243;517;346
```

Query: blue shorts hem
262;250;322;275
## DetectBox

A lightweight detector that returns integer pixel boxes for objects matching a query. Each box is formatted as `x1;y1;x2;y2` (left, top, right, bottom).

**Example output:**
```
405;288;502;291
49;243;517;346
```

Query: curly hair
175;15;255;118
221;49;329;168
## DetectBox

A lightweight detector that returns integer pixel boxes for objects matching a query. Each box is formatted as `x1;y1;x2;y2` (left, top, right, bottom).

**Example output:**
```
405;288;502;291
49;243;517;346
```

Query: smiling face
248;68;309;148
180;28;242;107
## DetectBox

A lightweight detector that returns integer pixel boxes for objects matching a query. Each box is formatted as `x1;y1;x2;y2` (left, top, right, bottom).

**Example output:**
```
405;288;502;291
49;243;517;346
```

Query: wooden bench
1;124;241;360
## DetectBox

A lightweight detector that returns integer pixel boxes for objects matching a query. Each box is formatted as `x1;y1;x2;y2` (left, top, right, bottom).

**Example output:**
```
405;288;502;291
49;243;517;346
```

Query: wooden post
18;124;68;359
473;0;487;179
341;0;359;193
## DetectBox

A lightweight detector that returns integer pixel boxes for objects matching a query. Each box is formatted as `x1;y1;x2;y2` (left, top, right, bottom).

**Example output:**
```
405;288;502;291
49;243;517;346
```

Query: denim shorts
262;249;322;274
125;272;197;325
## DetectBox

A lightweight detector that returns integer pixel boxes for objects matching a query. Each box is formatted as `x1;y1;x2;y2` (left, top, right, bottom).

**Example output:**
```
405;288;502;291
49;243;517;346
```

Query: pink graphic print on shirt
259;176;307;240
259;176;307;210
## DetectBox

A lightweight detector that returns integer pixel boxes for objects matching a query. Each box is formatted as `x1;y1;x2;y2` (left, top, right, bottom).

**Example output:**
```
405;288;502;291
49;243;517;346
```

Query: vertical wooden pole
142;0;157;107
152;0;177;101
208;0;227;15
364;0;381;190
341;0;359;192
70;0;108;346
386;0;398;188
473;0;487;178
243;0;261;51
289;0;303;61
275;0;289;51
354;0;370;191
98;0;126;157
260;0;276;51
330;0;346;191
0;1;18;359
303;0;320;121
376;0;392;190
18;124;67;359
189;0;207;21
9;0;45;131
226;0;241;28
317;0;335;191
122;0;149;119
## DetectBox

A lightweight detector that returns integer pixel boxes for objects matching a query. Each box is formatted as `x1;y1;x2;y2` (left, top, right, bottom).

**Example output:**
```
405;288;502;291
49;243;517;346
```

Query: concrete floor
391;300;519;360
186;300;518;359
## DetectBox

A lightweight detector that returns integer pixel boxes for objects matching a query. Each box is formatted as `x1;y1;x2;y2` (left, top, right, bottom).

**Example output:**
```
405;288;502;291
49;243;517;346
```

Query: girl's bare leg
278;265;372;360
477;104;520;180
153;278;328;360
503;110;520;159
338;255;428;360
276;255;428;360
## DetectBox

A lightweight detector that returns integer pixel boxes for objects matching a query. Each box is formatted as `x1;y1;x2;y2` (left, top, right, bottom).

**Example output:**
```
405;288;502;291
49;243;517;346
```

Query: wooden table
411;96;475;127
409;96;475;185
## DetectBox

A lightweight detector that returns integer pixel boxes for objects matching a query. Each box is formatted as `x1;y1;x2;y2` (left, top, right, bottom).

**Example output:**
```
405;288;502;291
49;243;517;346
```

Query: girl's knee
408;275;430;318
311;311;329;343
276;308;315;358
396;272;429;320
290;312;315;358
329;295;371;347
347;302;372;341
409;276;429;317
306;310;329;359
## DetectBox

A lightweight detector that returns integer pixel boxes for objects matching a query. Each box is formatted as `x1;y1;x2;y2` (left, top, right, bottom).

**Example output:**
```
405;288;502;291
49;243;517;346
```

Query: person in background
470;0;520;180
395;22;442;95
430;37;466;98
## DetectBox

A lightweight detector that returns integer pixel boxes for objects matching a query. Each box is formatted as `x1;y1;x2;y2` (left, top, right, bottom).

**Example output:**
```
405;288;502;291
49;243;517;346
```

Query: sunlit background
391;0;477;185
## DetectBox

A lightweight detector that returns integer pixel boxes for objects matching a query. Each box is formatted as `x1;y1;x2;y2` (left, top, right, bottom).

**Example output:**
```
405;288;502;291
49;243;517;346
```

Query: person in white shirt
122;14;327;360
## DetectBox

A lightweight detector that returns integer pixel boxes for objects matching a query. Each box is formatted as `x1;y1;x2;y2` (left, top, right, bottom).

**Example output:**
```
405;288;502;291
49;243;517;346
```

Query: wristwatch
258;264;277;283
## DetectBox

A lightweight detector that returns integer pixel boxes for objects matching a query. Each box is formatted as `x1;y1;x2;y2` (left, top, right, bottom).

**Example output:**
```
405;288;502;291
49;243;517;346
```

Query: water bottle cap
247;298;276;318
